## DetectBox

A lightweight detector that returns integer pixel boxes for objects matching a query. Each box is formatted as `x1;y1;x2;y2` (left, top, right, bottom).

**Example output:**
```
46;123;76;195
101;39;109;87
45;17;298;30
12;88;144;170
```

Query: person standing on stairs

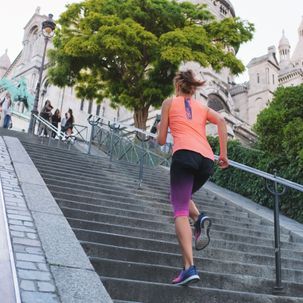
157;69;229;286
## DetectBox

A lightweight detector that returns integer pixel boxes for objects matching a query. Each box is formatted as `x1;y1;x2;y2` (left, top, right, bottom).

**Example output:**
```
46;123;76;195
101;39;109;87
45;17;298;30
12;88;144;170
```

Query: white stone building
0;2;301;145
231;17;303;126
0;50;11;79
0;7;124;136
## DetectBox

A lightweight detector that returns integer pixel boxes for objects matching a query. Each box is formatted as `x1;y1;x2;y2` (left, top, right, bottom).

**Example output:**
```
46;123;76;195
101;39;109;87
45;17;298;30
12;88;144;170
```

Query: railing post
109;127;114;164
108;122;121;166
48;133;52;146
136;133;150;189
266;170;286;294
87;115;101;155
88;123;95;155
138;139;145;189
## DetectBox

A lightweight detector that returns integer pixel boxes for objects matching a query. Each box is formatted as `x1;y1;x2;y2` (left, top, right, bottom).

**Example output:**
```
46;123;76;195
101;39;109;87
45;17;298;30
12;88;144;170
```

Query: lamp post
28;14;56;134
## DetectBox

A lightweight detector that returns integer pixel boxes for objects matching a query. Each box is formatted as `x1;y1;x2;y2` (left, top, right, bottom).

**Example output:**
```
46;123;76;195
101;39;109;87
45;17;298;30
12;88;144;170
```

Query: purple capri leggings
170;150;214;218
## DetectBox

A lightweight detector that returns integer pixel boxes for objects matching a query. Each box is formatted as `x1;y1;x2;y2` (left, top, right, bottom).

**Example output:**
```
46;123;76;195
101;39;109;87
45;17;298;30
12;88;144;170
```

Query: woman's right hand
218;155;229;169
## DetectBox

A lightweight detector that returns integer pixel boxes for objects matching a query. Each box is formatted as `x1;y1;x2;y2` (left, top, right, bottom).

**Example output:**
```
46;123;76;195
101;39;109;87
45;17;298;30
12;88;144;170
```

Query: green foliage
208;137;303;223
48;0;254;128
250;86;303;222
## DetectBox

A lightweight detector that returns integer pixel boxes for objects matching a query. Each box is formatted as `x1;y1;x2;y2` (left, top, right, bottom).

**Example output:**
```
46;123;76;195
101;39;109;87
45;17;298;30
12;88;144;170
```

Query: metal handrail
215;156;302;294
214;155;303;193
100;115;157;139
90;122;170;167
33;114;66;139
32;114;76;151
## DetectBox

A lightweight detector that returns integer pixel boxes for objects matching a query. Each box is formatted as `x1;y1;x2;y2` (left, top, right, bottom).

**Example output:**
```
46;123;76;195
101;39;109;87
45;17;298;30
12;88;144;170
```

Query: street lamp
28;14;56;134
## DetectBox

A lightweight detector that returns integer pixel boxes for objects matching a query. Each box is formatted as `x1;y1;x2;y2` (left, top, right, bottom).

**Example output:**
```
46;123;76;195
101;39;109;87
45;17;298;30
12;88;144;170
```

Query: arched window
266;68;270;84
207;94;228;112
96;104;101;116
27;26;39;61
80;99;85;111
88;100;93;114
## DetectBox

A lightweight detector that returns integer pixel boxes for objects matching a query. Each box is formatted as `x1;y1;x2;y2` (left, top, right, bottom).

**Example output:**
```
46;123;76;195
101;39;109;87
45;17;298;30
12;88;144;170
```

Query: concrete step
22;144;158;169
30;164;289;234
20;149;165;180
67;218;303;260
42;174;270;219
31;164;174;201
22;141;92;156
13;133;76;150
56;199;288;241
51;188;250;226
46;179;276;228
32;158;269;220
49;186;248;218
91;257;303;296
79;239;303;283
55;195;271;226
61;206;298;251
39;172;219;206
41;179;245;215
73;229;303;270
57;198;280;234
21;157;178;195
101;277;303;303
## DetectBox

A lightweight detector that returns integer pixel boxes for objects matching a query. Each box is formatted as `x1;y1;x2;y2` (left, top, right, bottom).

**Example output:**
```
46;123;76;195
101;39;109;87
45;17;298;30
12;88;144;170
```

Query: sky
0;0;302;83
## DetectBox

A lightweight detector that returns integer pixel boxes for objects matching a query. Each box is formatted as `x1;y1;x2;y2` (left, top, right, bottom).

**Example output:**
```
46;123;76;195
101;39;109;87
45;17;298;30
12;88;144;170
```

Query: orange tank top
168;96;214;161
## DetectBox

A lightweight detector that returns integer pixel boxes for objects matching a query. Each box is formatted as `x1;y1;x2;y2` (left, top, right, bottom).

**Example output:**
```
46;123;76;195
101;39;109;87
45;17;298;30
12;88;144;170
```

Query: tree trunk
133;105;150;130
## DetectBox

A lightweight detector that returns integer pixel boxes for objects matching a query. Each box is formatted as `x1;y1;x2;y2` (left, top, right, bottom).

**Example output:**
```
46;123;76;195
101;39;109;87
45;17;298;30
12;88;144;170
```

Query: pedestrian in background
1;92;12;129
38;100;53;136
64;108;74;137
51;109;61;138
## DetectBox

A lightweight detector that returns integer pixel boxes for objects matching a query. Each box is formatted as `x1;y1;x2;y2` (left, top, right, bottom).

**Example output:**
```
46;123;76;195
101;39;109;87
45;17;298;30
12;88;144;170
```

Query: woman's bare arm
157;98;172;146
207;108;229;169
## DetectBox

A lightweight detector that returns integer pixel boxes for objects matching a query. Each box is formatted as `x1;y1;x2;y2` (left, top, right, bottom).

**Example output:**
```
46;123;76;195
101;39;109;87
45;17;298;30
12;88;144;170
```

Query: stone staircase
7;133;303;303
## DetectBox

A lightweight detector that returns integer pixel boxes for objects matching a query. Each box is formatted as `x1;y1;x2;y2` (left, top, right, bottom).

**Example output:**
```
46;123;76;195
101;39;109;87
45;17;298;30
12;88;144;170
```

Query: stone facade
0;2;302;145
0;7;125;136
231;18;303;126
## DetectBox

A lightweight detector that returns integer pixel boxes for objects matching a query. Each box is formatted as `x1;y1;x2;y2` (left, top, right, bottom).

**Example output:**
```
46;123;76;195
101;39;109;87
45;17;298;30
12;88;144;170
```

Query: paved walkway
0;137;60;303
0;136;113;303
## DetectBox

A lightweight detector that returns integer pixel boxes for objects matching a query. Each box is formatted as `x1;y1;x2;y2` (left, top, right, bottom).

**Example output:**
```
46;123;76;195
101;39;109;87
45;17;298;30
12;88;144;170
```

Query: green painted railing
91;121;172;168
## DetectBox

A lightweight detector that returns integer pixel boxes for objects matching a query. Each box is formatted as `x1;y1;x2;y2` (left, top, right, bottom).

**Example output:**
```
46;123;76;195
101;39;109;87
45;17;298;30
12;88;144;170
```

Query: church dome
278;30;290;48
0;50;11;70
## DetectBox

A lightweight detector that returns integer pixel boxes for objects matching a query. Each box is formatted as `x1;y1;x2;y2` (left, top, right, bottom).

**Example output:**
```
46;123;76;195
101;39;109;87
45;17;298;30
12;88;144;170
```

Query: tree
48;0;254;129
254;85;303;168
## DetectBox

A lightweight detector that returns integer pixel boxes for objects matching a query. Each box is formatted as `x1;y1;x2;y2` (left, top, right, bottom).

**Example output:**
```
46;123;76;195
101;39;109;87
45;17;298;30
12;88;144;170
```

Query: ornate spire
279;30;290;47
278;30;291;70
0;49;11;69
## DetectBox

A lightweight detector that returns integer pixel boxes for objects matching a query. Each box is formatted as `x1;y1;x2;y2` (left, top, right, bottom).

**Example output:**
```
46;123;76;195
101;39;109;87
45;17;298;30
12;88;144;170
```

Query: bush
208;137;303;223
